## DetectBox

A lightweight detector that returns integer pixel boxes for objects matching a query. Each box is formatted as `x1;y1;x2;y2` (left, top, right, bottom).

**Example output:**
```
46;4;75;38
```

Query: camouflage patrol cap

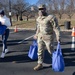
38;4;46;10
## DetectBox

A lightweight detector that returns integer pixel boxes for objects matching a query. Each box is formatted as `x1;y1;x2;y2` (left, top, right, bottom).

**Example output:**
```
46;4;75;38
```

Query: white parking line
18;35;34;44
9;30;35;44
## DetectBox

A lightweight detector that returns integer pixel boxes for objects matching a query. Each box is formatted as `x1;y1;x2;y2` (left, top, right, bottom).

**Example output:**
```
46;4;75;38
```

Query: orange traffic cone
14;26;18;32
71;27;75;51
71;27;75;37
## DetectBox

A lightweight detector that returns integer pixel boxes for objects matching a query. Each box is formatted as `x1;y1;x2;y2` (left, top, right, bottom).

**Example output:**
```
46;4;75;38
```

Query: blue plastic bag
28;40;38;60
52;42;65;72
0;22;7;35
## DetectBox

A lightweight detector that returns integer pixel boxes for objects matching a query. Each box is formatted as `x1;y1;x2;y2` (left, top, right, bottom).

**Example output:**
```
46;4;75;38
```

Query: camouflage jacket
36;15;61;40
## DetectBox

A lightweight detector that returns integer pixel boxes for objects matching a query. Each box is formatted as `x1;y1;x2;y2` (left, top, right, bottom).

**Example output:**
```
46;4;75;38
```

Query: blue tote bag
0;22;7;35
52;42;65;72
28;40;38;60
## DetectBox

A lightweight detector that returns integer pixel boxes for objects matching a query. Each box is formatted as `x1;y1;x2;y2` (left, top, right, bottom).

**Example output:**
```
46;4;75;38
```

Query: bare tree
37;0;65;19
36;0;54;14
52;0;66;19
12;0;30;21
30;5;38;20
23;5;38;21
65;0;75;19
0;0;9;16
0;0;75;20
57;0;65;19
23;6;31;21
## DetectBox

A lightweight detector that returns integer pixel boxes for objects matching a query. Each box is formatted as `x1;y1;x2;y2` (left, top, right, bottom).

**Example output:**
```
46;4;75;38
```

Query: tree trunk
26;16;29;21
16;14;19;21
19;12;23;21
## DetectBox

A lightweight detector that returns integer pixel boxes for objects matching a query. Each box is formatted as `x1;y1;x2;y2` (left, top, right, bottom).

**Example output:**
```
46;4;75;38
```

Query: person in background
34;4;61;70
0;10;11;58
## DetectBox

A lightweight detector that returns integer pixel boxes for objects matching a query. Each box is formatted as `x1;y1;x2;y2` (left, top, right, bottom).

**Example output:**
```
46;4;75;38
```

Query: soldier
34;4;61;70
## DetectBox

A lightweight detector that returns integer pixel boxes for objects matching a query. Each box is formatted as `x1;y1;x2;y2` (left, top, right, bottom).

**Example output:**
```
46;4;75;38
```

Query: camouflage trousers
37;34;54;64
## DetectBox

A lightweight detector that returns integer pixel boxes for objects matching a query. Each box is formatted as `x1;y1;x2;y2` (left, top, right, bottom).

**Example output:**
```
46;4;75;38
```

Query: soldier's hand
33;34;38;39
57;38;61;43
57;36;61;43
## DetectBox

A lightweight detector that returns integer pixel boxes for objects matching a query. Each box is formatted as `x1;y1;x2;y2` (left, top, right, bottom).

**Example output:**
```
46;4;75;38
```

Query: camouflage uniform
34;4;60;70
36;15;60;64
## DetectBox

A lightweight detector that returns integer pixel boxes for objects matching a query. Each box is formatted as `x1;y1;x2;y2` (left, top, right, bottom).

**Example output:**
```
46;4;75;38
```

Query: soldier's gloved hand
33;34;38;39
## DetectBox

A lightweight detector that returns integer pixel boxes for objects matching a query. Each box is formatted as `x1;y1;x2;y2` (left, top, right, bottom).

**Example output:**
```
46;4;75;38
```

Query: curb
61;29;72;32
9;27;36;30
9;27;72;32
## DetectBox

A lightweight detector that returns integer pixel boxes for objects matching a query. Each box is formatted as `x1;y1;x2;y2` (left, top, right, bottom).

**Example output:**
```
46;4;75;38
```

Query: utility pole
9;0;12;26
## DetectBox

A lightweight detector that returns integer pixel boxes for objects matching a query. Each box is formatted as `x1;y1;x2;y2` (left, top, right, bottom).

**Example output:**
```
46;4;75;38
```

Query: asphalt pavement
0;30;75;75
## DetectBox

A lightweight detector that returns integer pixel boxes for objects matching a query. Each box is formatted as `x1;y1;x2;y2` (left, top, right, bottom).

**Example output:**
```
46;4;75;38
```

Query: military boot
34;64;43;71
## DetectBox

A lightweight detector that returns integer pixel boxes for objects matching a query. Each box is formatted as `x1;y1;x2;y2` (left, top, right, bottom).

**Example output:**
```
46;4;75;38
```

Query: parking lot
0;30;75;75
